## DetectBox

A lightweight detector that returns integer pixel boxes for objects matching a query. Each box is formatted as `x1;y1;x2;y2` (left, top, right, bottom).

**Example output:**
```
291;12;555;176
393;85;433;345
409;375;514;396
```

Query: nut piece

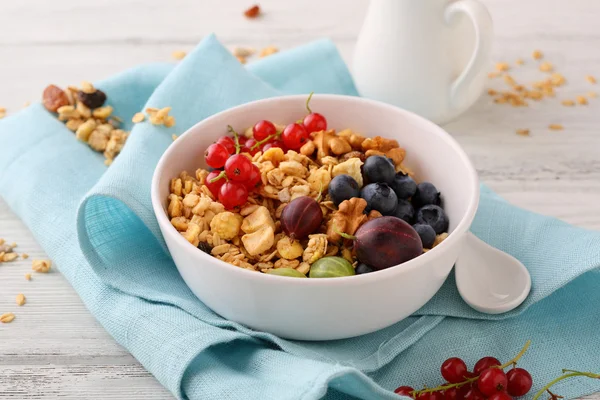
276;236;304;260
92;106;113;119
303;234;328;264
244;4;261;18
32;259;51;273
43;85;70;112
361;136;399;153
132;112;145;123
296;262;311;275
300;141;316;156
386;147;406;169
327;198;368;243
241;206;275;233
312;130;336;159
0;313;15;323
76;119;97;142
242;225;275;256
332;157;364;187
16;294;26;306
329;137;352;155
210;212;243;240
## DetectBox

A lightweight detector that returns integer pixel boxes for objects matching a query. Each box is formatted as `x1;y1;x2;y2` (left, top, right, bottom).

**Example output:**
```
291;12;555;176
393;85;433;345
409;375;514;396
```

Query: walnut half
326;197;368;243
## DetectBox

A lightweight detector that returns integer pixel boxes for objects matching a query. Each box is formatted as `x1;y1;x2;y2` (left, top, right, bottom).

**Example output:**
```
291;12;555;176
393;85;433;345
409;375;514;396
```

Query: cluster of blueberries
328;155;449;258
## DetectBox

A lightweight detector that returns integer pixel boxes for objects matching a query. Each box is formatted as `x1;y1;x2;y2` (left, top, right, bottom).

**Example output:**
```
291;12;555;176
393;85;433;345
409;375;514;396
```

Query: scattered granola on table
166;94;449;278
42;81;128;165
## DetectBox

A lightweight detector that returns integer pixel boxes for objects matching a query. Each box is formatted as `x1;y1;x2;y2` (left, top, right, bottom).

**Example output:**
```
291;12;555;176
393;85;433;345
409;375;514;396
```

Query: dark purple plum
353;216;422;270
281;196;323;240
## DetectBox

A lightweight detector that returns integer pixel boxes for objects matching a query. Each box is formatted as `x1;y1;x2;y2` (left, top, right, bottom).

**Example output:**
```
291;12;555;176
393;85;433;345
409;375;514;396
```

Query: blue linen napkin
1;34;600;399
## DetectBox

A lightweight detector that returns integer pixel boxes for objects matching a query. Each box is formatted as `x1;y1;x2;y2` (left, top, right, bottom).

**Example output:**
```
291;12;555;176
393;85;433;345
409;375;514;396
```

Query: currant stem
209;171;227;183
498;340;531;369
305;91;314;114
532;371;600;400
227;125;241;154
251;132;280;150
411;377;478;396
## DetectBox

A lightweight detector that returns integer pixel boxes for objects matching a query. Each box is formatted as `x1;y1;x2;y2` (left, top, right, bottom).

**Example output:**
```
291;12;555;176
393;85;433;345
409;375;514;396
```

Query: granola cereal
166;94;450;277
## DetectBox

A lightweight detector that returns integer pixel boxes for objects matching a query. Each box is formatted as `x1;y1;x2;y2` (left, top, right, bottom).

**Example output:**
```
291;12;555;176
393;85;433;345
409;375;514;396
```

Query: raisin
197;242;212;254
77;89;107;109
42;85;70;112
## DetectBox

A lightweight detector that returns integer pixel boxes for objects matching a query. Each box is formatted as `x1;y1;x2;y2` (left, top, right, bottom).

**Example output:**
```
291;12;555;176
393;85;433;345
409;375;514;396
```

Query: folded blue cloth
1;34;599;399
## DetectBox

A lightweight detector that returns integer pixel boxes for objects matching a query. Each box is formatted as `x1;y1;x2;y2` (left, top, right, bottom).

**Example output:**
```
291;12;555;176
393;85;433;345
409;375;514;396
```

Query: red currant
205;170;226;197
245;164;261;190
253;120;277;141
443;388;459;400
477;368;507;396
416;392;431;400
217;136;236;154
262;140;285;152
506;368;532;397
487;392;513;400
238;136;248;145
429;392;444;400
204;143;229;168
225;154;254;181
303;112;327;133
441;358;469;383
244;138;260;156
463;388;486;400
282;123;309;150
218;181;248;209
473;357;501;375
394;386;414;396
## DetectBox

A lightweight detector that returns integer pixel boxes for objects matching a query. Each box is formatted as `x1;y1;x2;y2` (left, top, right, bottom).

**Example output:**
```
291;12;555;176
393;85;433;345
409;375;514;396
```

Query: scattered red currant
262;140;285;152
473;357;501;375
205;170;226;197
303;112;327;133
441;358;469;383
463;387;486;400
225;154;254;181
394;386;414;396
506;368;532;397
477;368;507;396
217;136;236;154
218;181;248;209
204;143;229;168
253;120;277;141
245;164;261;190
487;392;513;400
282;123;309;150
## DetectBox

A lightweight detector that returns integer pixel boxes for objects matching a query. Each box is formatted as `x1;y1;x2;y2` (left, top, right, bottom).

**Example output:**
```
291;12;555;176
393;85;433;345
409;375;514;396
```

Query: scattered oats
25;273;32;281
132;112;145;123
516;129;530;136
588;91;598;98
9;242;16;248
432;233;449;248
23;101;31;107
21;253;29;259
516;58;525;66
2;253;18;262
32;259;51;273
16;294;26;306
104;159;113;166
164;115;176;128
488;72;500;79
487;88;498;96
172;50;186;60
172;134;178;141
145;107;159;114
495;62;510;72
0;107;6;119
549;124;564;131
550;73;566;86
0;313;15;323
586;75;597;84
0;239;3;245
576;95;588;105
259;46;279;58
503;75;516;86
236;55;247;64
532;50;543;60
539;61;553;72
81;81;95;94
561;100;575;107
233;47;255;58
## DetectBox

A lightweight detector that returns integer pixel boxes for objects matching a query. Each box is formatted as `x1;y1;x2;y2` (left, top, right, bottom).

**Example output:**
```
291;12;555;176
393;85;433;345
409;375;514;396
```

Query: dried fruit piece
32;259;51;273
43;85;70;112
77;89;107;109
244;4;261;18
16;294;26;306
0;313;15;323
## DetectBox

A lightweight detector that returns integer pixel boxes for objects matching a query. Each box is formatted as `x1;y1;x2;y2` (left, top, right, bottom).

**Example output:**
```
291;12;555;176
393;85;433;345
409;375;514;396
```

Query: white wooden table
1;0;599;398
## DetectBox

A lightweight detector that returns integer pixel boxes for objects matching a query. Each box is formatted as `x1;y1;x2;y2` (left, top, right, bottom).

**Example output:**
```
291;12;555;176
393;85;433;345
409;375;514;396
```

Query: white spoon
455;232;531;314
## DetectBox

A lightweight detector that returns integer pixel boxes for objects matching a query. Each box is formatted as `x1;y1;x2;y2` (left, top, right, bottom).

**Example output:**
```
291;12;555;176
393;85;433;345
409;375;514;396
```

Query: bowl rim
151;94;480;286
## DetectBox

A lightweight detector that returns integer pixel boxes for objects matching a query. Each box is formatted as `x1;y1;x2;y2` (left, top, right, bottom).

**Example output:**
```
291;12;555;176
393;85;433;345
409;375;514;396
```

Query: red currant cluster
203;92;327;210
395;342;533;400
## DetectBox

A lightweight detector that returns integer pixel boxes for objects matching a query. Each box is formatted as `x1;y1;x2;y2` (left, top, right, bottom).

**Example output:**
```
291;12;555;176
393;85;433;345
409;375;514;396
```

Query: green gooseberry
266;268;307;278
309;256;355;278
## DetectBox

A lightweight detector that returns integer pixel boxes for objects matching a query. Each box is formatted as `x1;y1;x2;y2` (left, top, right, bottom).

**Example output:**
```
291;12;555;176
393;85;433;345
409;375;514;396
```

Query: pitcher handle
445;0;493;111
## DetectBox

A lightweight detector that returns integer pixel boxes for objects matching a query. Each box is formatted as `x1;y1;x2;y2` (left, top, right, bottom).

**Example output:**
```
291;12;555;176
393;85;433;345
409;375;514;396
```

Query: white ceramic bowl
151;95;479;341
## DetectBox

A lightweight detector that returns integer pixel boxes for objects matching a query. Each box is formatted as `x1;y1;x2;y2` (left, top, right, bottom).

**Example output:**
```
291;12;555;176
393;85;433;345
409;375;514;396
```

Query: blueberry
416;205;449;234
393;199;415;223
413;223;436;248
360;183;398;215
355;263;374;275
412;182;441;208
328;175;360;206
363;155;395;184
197;241;212;254
389;172;417;200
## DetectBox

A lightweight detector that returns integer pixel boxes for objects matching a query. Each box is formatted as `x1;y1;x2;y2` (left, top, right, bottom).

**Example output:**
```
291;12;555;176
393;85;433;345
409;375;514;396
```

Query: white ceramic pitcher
353;0;493;125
